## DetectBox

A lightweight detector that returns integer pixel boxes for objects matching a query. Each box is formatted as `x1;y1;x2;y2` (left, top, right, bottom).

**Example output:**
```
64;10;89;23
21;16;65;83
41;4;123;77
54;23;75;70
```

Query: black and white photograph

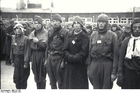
0;0;140;92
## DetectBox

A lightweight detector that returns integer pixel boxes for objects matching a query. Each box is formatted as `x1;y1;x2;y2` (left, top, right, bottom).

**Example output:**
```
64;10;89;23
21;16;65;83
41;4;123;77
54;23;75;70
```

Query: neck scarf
125;35;140;59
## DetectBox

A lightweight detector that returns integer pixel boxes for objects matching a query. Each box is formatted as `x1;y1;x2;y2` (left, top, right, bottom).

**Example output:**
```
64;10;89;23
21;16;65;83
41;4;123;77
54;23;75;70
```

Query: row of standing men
1;13;140;89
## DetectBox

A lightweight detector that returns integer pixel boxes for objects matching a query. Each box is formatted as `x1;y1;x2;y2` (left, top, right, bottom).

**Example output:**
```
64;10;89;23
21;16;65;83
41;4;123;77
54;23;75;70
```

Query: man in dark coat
24;15;48;89
10;23;30;89
0;20;6;60
111;24;122;40
62;16;89;89
3;20;15;65
22;22;32;36
88;14;118;89
45;13;69;89
118;24;131;47
118;18;140;89
85;24;93;37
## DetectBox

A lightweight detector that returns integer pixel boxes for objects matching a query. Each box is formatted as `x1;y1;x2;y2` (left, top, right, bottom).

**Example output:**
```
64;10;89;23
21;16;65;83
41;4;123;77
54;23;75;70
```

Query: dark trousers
14;65;30;89
5;55;11;65
13;55;30;89
47;53;63;89
122;67;140;89
88;58;113;89
36;82;46;89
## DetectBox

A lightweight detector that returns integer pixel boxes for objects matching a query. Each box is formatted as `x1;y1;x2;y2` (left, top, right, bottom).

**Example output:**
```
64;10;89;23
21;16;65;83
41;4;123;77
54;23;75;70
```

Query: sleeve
118;38;129;73
63;36;89;64
24;38;31;67
86;33;93;65
36;41;47;50
44;31;49;60
112;34;119;75
36;31;48;50
64;29;69;42
68;37;89;64
62;37;70;62
10;38;14;63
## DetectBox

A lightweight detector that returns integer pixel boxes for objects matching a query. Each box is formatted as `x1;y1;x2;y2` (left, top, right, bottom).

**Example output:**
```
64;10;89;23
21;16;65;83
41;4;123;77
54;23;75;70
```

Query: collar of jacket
34;27;45;36
54;26;62;32
69;29;87;38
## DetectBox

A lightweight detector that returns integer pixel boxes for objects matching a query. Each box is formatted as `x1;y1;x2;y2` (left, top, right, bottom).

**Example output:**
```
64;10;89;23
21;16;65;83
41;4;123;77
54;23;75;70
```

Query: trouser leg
88;61;102;89
122;67;139;89
21;65;30;89
102;60;113;89
36;82;46;89
5;55;11;65
47;55;57;89
58;67;64;89
13;65;21;89
88;58;113;89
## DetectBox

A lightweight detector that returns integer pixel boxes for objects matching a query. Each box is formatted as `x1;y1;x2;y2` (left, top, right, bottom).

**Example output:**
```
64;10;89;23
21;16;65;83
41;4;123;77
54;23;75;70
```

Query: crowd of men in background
0;13;140;89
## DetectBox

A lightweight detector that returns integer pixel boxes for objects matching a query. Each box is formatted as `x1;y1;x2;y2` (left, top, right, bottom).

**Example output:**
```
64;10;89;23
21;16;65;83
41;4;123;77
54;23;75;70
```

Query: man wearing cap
88;14;118;89
24;15;48;89
44;13;69;89
118;24;131;47
85;24;93;37
118;18;140;89
22;22;32;36
62;16;89;89
10;23;30;89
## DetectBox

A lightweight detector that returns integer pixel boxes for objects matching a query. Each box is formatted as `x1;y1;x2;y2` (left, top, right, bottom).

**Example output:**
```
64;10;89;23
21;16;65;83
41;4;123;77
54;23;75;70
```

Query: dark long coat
62;30;89;89
0;21;6;60
3;25;15;56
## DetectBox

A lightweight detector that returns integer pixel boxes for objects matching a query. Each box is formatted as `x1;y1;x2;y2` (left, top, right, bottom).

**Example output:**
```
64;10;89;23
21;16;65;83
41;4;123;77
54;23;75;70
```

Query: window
113;17;119;23
108;17;112;24
128;17;132;24
87;18;92;23
18;18;22;21
28;18;33;22
120;17;127;24
22;18;28;21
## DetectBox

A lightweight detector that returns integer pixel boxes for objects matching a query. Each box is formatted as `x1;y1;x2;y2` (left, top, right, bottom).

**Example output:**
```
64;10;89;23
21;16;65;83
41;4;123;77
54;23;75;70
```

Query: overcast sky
52;0;140;12
1;0;140;12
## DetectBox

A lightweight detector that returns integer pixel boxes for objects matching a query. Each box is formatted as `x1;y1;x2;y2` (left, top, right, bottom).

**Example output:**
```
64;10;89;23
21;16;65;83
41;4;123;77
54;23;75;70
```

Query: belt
48;51;61;55
133;56;140;59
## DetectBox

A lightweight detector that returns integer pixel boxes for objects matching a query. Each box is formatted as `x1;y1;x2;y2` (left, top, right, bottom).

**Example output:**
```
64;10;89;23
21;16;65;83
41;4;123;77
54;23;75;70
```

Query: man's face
132;23;140;37
14;27;23;35
97;21;106;30
51;20;61;29
73;21;82;33
112;26;117;31
125;27;131;33
86;28;92;35
34;21;42;31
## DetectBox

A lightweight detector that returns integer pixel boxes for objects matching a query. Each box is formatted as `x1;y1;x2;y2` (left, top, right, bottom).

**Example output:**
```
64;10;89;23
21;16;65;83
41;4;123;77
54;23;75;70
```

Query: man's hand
44;59;48;67
33;37;39;43
111;74;117;82
24;65;28;69
60;61;65;69
11;63;14;67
